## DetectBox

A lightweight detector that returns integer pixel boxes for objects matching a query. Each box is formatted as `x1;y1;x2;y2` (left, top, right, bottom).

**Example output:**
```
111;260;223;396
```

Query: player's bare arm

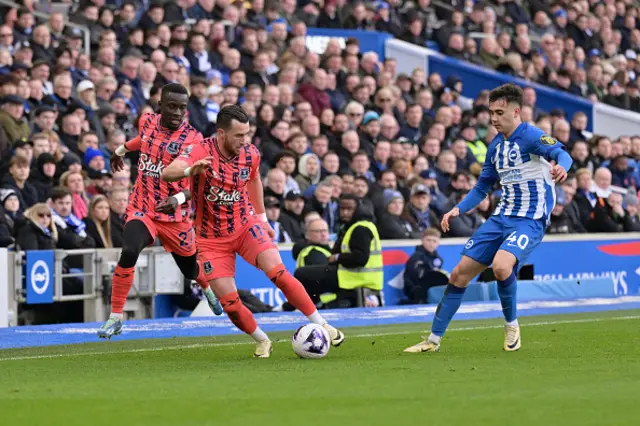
156;189;192;214
247;175;276;239
111;136;141;172
162;157;212;182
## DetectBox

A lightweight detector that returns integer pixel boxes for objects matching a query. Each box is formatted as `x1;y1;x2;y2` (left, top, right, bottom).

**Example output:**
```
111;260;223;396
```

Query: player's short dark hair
217;105;249;131
340;193;359;203
161;83;188;99
51;187;72;201
489;83;523;107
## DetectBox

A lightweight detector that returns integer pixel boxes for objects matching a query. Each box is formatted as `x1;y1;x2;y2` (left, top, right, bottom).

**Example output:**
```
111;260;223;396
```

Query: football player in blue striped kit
404;83;573;353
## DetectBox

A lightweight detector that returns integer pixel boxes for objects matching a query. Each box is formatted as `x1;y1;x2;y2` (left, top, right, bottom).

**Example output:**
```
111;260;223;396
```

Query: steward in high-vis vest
292;218;332;268
293;194;383;308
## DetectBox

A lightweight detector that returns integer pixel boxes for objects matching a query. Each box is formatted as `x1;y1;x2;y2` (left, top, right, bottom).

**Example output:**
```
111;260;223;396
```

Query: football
292;324;331;359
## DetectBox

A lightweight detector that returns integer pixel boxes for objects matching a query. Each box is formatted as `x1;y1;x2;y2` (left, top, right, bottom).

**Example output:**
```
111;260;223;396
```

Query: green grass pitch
0;310;638;426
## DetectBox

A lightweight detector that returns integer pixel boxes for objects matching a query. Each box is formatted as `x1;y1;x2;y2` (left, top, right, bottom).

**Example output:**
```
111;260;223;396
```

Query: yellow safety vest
337;221;383;291
296;245;332;268
467;140;488;163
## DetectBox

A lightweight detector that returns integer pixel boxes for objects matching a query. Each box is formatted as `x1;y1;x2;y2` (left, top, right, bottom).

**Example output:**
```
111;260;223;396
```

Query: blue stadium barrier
427;277;617;304
154;234;639;316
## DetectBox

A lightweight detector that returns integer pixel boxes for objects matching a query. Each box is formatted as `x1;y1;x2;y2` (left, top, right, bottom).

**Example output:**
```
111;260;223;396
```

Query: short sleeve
179;142;207;166
124;136;142;151
524;129;565;161
249;145;261;180
137;113;154;133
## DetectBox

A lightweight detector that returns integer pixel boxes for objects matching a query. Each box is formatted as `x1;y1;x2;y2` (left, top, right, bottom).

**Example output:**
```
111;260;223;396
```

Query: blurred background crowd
0;0;639;257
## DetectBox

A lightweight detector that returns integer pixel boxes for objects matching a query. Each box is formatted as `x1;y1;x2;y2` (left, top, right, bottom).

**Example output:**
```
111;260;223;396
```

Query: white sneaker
254;340;273;358
322;323;345;347
504;324;521;352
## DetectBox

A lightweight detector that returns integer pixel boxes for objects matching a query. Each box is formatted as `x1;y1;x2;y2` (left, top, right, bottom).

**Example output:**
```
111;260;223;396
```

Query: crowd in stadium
0;0;639;255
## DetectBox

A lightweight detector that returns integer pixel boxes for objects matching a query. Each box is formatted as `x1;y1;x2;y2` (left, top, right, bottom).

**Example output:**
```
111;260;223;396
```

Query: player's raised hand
155;196;179;214
441;207;460;233
189;157;213;175
550;164;568;183
110;152;125;172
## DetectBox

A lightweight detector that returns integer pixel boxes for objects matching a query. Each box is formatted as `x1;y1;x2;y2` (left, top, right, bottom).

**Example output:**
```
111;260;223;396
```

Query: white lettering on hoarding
305;36;346;55
250;287;286;307
534;270;629;295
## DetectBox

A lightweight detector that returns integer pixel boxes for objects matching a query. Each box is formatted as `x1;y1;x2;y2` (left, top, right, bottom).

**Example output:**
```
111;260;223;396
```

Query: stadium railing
0;0;92;57
1;246;186;327
384;38;640;138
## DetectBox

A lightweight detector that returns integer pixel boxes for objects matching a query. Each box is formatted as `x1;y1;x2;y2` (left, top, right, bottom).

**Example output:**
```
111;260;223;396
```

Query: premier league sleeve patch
540;135;557;145
180;145;193;158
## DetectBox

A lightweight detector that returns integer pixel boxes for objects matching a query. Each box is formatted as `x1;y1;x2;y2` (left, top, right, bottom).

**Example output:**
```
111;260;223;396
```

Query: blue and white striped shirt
458;123;573;222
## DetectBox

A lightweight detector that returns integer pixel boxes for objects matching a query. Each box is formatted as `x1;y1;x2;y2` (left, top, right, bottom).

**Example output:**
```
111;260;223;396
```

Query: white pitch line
1;315;638;362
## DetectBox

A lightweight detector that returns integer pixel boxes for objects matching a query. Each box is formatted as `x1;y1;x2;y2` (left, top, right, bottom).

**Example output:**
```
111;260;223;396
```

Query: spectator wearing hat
0;95;30;144
86;168;113;197
1;188;23;241
84;147;106;173
31;105;57;134
28;152;57;202
623;191;640;231
378;188;420;240
1;155;38;210
280;190;306;243
358;111;380;156
295;153;322;194
264;196;292;243
401;183;439;233
187;77;215;136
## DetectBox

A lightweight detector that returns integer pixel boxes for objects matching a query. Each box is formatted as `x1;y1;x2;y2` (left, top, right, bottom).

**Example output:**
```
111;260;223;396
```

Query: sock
497;272;518;323
219;292;258;335
507;319;519;327
428;333;441;344
266;264;316;316
202;286;216;302
110;265;135;314
109;312;123;320
250;327;269;343
195;262;210;289
431;283;466;337
307;310;326;326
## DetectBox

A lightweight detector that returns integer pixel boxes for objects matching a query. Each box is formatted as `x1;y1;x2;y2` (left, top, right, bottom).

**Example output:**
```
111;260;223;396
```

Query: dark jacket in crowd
403;244;445;303
110;210;125;248
378;212;422;240
0;174;38;211
28;155;56;202
292;239;332;266
15;218;56;251
279;208;305;243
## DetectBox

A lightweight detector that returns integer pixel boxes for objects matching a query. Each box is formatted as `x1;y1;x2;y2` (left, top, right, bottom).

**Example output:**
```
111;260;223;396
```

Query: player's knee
119;246;141;268
449;265;471;287
493;263;514;282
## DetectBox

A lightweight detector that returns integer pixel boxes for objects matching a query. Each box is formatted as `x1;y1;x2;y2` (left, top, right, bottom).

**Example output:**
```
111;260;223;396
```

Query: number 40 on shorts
506;231;529;250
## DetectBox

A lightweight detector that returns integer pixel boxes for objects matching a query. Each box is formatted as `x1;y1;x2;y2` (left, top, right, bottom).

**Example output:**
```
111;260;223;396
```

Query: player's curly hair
217;105;250;130
489;83;523;107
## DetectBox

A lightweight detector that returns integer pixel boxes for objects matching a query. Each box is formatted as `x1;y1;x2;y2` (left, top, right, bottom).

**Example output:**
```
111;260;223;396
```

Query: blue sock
431;284;466;337
497;272;517;323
